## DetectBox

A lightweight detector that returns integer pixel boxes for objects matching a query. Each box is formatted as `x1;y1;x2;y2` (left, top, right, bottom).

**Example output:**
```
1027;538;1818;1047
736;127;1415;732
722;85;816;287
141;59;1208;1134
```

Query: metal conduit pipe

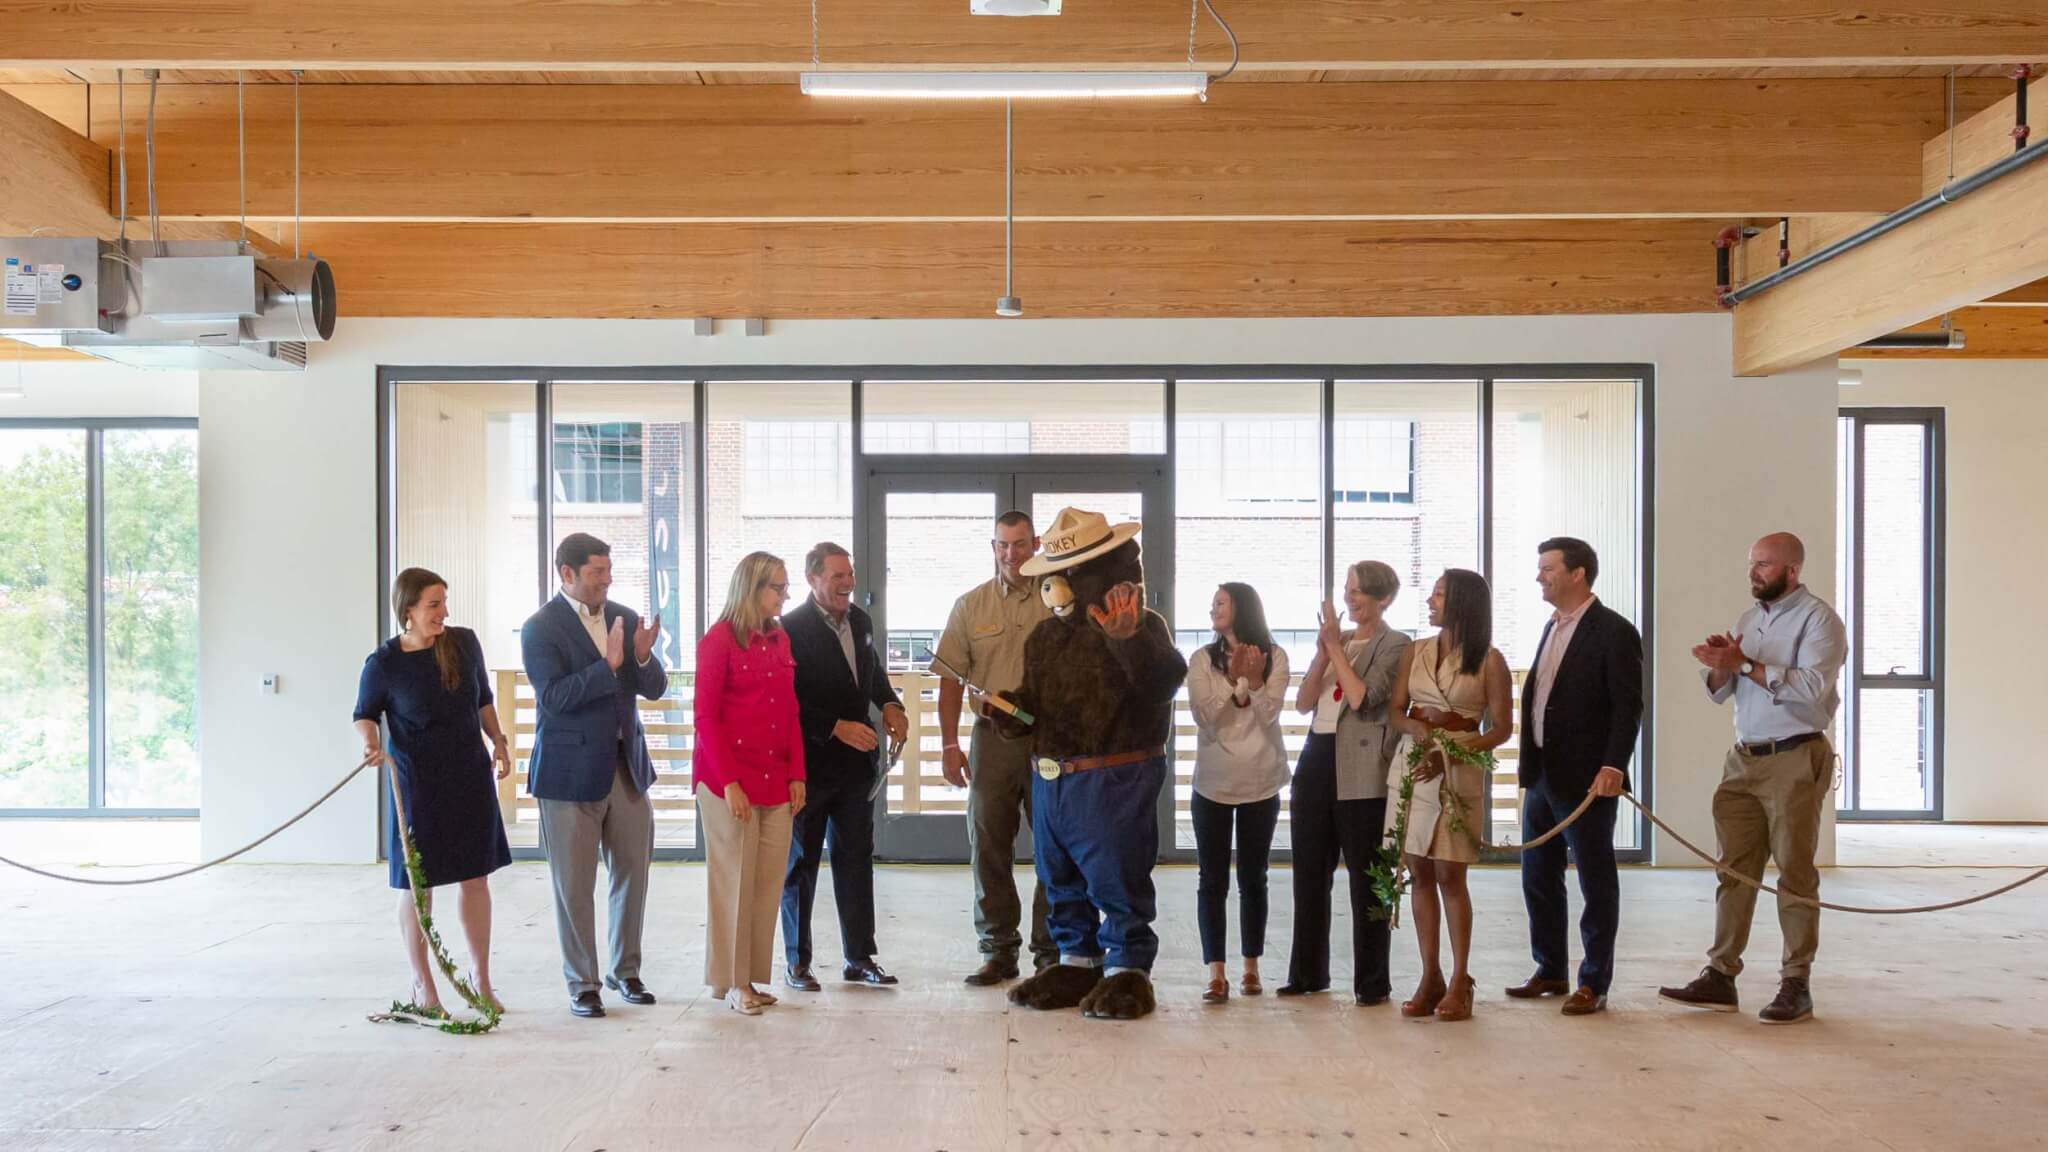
1721;135;2048;308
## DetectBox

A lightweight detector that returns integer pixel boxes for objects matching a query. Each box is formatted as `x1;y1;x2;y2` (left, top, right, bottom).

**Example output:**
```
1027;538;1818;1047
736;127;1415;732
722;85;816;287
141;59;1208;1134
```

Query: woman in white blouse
1186;582;1291;1004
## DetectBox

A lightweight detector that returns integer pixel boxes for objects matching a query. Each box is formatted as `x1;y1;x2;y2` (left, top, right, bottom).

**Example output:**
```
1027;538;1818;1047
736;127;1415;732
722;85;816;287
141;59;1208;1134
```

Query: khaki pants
698;783;793;992
1707;737;1831;982
967;722;1055;966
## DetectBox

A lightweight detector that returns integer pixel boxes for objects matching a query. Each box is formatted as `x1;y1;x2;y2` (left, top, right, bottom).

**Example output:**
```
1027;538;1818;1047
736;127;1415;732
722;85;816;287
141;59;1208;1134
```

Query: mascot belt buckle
1034;757;1063;781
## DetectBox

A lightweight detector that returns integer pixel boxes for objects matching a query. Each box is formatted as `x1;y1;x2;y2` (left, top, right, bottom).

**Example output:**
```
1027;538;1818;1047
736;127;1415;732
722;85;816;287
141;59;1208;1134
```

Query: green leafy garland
1366;730;1498;925
368;766;503;1036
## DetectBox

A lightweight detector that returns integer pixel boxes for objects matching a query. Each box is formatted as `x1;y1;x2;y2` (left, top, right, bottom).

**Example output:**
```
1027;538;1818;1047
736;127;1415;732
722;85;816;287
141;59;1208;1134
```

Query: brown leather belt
1034;747;1166;781
1405;706;1480;733
1737;731;1825;758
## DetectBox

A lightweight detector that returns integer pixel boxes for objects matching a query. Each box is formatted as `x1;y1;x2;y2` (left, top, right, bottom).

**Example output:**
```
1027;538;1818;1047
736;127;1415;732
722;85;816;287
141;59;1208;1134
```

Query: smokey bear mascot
989;507;1187;1020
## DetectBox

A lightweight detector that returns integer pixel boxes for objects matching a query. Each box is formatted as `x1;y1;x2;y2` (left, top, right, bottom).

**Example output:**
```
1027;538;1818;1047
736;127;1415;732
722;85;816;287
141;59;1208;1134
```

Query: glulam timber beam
80;79;1973;223
2;2;2044;73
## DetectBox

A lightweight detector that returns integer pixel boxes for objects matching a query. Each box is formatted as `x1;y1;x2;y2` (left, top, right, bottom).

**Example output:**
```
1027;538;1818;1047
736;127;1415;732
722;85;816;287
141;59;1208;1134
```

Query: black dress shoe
964;958;1020;986
604;975;656;1006
784;964;822;992
1276;982;1328;997
569;991;606;1018
844;959;899;986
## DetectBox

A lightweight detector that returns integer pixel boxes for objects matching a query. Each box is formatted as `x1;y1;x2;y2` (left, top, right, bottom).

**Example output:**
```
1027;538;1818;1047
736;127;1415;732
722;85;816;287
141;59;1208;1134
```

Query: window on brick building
742;420;851;514
866;420;1030;454
1333;419;1416;504
552;421;644;504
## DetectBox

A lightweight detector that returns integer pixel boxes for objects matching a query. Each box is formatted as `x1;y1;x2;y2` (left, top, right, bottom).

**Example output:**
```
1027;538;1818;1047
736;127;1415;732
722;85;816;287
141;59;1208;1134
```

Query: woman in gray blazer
1278;560;1411;1003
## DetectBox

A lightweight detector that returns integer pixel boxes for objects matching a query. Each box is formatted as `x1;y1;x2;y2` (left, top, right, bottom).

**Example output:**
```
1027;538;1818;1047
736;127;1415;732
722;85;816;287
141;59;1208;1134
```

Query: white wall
0;359;197;418
196;314;1837;865
1842;358;2048;821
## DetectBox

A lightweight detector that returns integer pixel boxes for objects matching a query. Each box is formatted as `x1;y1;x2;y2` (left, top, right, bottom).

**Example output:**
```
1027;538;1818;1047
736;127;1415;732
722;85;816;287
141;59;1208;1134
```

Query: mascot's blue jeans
1031;755;1168;972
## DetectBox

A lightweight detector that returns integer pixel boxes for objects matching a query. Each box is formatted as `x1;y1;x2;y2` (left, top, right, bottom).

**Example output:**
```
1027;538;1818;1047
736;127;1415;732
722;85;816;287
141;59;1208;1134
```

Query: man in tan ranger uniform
933;510;1058;985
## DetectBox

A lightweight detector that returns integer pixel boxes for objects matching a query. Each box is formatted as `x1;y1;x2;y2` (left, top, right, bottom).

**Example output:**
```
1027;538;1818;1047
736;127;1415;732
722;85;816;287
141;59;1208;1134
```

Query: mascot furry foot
1079;970;1157;1021
1007;963;1102;1010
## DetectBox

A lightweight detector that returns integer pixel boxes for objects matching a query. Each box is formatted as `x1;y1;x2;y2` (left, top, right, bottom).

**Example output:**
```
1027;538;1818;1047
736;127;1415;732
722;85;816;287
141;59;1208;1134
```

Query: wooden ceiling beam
1731;79;2048;375
295;218;1717;319
3;2;2043;72
0;86;114;236
81;78;1965;223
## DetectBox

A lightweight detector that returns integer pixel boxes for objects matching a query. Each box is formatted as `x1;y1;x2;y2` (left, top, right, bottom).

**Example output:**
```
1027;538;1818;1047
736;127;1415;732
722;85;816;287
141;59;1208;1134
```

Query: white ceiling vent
972;0;1061;15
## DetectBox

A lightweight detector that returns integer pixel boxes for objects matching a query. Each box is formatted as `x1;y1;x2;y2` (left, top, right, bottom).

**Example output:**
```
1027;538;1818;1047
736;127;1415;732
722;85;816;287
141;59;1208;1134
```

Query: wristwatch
1739;661;1755;676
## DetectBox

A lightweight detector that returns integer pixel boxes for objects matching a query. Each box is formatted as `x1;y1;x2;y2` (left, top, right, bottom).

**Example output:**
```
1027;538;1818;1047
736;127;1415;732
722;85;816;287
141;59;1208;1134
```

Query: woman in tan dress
1386;568;1513;1022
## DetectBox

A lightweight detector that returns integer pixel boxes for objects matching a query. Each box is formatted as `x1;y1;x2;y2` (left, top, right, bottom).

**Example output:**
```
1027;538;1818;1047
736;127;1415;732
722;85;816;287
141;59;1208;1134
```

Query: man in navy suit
1507;536;1644;1017
521;532;668;1018
779;542;908;990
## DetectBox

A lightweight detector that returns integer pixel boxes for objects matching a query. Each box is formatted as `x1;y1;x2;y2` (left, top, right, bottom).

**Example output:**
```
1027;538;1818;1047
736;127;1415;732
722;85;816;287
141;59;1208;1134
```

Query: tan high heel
1435;975;1477;1022
1401;974;1447;1019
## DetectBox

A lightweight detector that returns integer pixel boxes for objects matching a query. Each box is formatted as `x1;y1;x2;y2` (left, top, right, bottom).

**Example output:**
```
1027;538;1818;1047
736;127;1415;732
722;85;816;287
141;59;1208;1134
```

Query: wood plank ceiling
2;1;2046;363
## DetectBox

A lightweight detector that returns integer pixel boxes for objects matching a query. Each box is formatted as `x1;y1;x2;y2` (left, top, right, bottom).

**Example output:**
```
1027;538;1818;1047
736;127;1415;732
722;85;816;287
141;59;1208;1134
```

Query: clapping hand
1692;631;1745;673
1088;583;1143;640
634;613;661;665
1316;599;1343;654
605;617;626;670
1226;642;1265;690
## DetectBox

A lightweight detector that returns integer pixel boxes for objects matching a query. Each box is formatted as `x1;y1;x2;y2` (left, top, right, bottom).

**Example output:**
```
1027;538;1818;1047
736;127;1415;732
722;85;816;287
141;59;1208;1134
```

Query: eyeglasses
764;582;790;595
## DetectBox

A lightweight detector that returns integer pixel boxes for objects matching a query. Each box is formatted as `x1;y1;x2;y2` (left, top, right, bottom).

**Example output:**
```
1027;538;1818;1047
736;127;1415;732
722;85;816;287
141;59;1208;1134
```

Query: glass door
863;461;1173;862
1836;408;1945;818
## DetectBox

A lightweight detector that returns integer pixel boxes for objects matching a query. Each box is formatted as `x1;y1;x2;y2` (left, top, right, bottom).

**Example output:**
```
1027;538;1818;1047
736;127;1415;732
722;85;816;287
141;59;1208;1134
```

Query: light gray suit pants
538;759;655;995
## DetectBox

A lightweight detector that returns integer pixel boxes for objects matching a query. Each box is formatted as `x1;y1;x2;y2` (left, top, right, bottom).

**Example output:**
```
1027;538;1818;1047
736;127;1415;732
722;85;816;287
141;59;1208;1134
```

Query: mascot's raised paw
1007;963;1101;1011
1079;970;1157;1021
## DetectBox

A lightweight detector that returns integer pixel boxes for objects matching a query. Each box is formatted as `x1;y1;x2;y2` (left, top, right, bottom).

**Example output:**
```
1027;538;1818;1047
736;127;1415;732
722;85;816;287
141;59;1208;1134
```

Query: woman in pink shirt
694;551;807;1015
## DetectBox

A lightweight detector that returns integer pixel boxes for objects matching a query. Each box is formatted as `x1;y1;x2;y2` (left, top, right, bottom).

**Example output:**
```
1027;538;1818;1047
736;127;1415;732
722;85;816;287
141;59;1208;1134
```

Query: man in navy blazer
521;532;668;1018
1508;537;1644;1017
779;542;908;991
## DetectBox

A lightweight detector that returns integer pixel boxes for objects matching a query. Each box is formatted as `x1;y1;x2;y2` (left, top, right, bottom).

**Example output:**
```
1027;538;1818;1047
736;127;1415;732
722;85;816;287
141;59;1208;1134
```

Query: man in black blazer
780;542;908;990
1508;537;1644;1016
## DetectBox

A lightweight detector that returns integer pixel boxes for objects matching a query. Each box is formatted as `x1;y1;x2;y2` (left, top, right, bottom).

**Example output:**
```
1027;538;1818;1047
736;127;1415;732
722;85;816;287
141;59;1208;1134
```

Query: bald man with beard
1660;532;1845;1026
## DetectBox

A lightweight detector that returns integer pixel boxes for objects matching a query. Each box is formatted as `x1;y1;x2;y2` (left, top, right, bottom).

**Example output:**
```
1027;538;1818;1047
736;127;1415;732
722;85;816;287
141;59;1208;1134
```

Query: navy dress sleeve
354;649;390;724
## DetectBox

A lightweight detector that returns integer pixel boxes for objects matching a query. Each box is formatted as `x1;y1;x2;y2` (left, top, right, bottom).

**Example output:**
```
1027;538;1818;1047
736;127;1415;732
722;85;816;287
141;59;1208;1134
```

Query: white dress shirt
1187;645;1291;805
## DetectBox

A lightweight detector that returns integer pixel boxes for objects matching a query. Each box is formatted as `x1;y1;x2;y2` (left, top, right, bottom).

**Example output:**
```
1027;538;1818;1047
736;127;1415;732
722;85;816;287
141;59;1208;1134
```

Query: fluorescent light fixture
800;71;1208;100
972;0;1061;13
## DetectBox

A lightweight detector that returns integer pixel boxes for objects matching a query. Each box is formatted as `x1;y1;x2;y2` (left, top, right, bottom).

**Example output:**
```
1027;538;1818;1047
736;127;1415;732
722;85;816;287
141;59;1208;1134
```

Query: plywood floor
4;854;2046;1151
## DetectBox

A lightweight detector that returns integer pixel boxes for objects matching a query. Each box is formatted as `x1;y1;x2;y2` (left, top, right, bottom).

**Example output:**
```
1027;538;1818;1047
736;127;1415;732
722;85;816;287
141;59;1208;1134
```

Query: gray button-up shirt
1703;584;1847;743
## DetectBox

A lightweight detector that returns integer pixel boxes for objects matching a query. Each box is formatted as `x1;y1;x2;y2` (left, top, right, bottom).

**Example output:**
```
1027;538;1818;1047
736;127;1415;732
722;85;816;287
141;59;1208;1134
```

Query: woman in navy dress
352;567;514;1013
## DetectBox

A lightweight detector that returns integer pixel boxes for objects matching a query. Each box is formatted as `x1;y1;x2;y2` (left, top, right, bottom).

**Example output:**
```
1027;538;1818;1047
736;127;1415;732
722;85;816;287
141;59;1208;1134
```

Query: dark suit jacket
519;594;669;803
1517;599;1644;801
784;598;902;793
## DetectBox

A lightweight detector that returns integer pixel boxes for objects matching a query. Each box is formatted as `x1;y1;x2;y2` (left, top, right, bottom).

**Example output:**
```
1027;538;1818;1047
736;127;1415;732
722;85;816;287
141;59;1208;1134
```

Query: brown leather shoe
1504;974;1570;999
963;958;1020;987
1560;987;1608;1016
1201;977;1229;1005
1240;972;1262;997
